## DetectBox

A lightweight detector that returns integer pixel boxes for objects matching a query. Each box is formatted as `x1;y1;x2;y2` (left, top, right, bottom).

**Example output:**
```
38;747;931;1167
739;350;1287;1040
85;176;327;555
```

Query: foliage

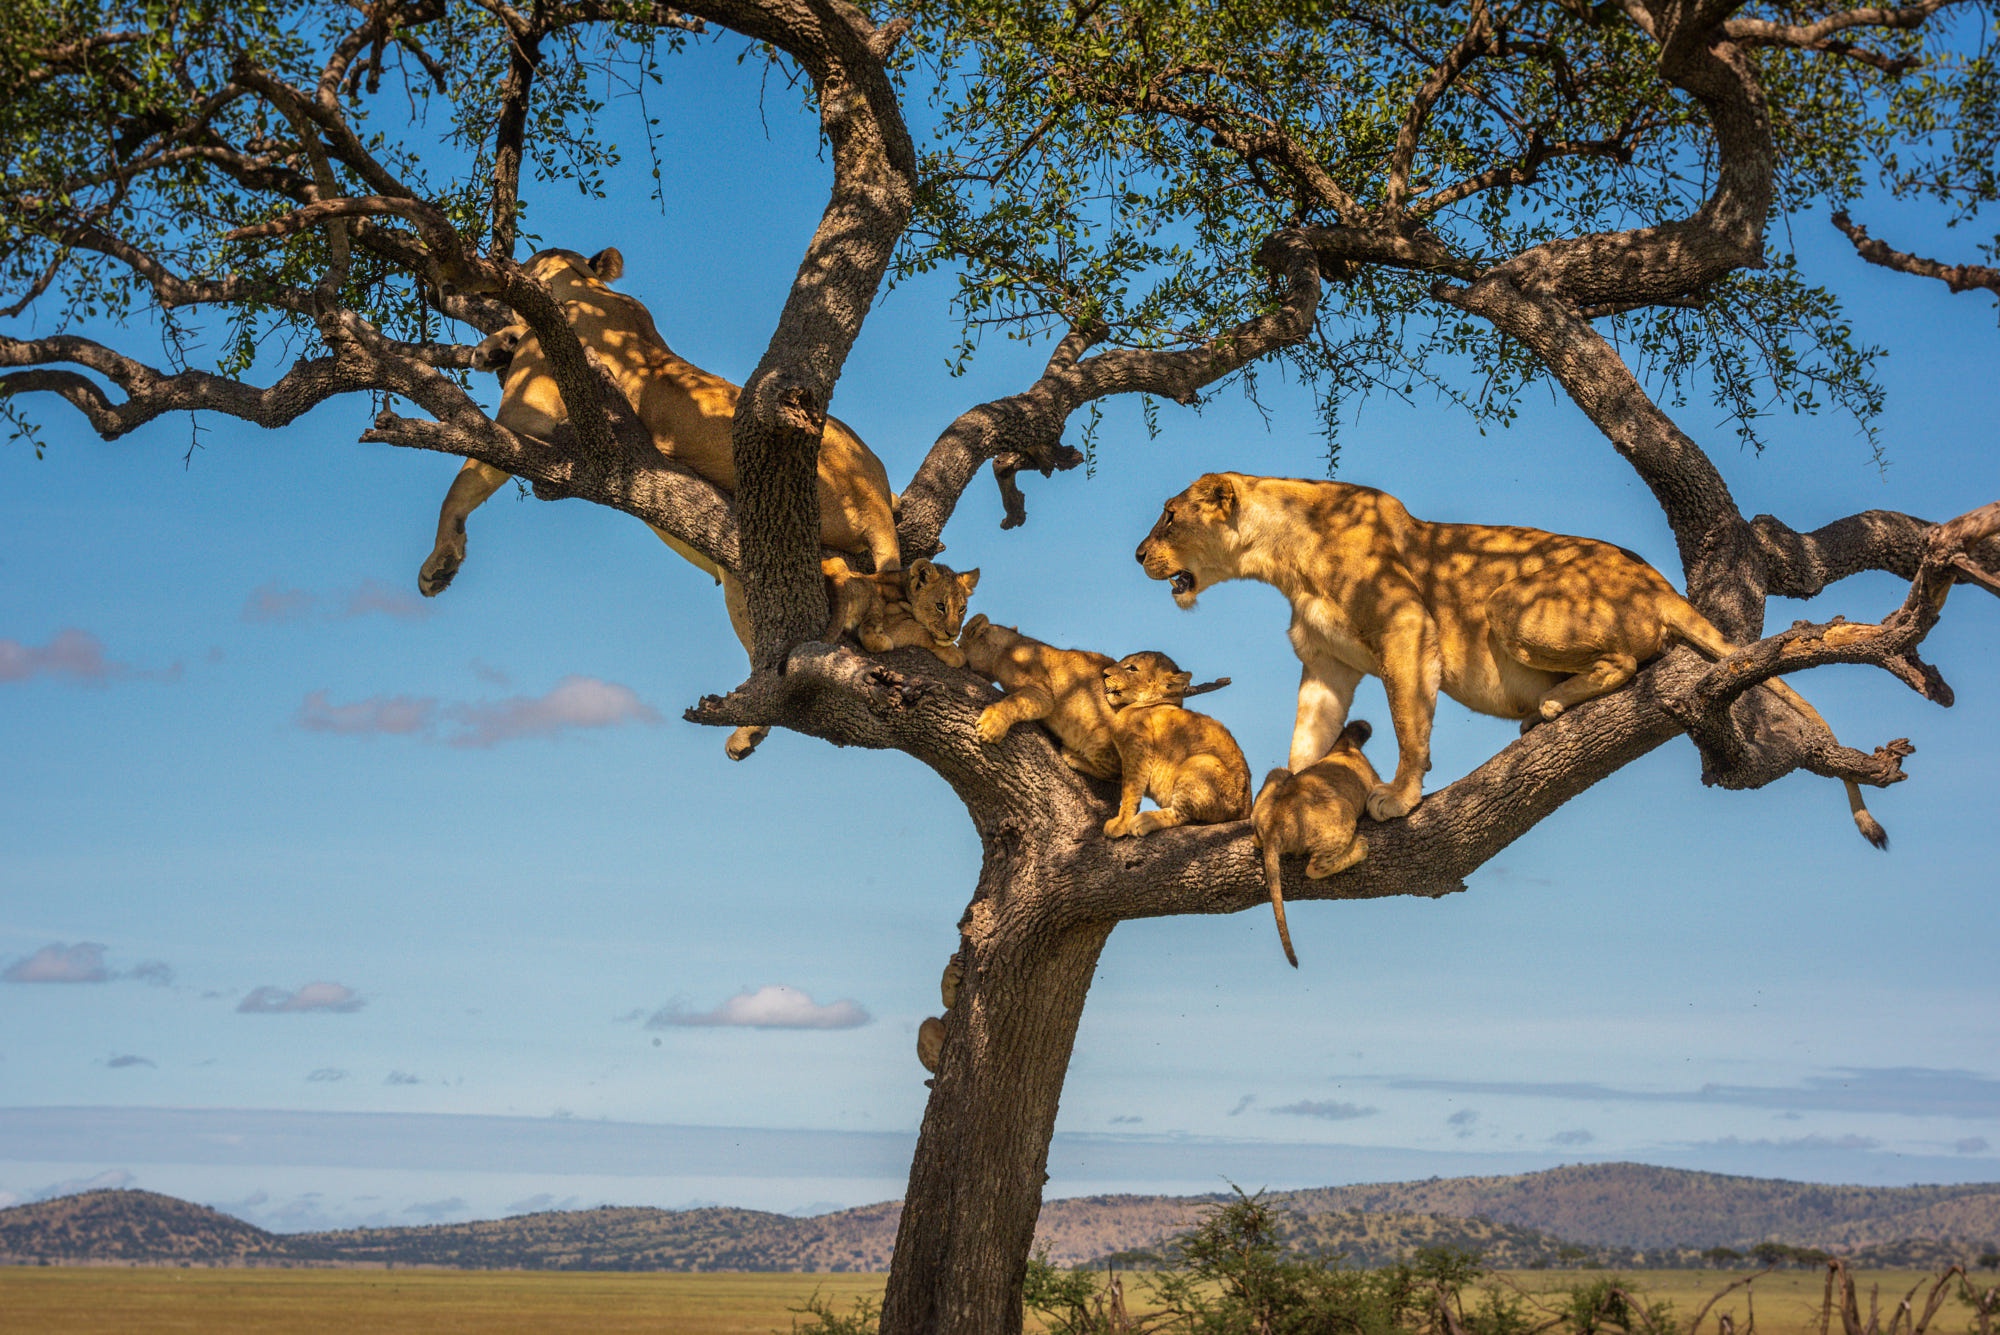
890;0;1999;455
788;1287;884;1335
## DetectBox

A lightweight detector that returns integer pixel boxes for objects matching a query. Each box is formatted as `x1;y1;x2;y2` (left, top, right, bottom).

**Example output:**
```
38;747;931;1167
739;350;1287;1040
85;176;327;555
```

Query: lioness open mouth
1169;571;1196;596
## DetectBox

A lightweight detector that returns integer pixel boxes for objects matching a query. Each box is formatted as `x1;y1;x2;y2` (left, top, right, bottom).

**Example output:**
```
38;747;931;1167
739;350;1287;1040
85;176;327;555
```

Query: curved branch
1725;0;1966;47
1832;211;2000;297
895;229;1325;557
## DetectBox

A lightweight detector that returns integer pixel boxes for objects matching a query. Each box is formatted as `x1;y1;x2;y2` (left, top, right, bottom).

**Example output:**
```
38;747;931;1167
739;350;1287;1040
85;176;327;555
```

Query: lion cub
1101;652;1252;838
824;557;979;667
1250;720;1383;968
960;615;1121;780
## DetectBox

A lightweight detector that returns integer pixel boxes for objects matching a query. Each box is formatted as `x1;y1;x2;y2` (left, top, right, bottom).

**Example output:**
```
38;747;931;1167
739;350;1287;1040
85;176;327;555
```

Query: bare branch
1725;0;1966;48
1833;211;2000;297
895;228;1324;557
1387;0;1493;213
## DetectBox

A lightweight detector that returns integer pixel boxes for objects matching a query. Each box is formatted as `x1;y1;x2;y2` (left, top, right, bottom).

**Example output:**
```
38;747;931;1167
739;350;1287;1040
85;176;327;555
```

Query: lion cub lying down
823;557;979;666
960;615;1121;780
1251;720;1382;968
1102;652;1252;838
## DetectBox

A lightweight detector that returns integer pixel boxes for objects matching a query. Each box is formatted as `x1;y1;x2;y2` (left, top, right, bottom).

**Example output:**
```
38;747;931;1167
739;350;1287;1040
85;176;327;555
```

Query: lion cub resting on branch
960;615;1122;780
1101;652;1252;838
824;557;979;667
1251;720;1383;967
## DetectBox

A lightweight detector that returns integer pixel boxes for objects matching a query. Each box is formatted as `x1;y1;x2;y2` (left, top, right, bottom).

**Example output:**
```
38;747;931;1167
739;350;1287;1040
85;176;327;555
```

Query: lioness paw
975;707;1012;744
1365;784;1415;822
725;725;768;761
419;547;463;597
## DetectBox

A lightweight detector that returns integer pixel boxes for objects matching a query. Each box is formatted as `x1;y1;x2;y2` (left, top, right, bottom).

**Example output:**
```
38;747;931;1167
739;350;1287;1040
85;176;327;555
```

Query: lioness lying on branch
421;245;903;759
1138;473;1889;845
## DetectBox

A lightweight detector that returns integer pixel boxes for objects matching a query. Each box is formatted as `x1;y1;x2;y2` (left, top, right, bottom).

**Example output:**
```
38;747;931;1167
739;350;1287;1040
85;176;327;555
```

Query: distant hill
1270;1163;2000;1251
3;1164;1997;1272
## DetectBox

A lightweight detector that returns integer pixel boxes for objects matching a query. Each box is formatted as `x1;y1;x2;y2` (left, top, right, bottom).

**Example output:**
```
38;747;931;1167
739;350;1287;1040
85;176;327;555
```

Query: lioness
1137;473;1887;845
823;557;980;667
1251;720;1383;968
960;615;1120;780
1101;652;1253;838
422;247;903;759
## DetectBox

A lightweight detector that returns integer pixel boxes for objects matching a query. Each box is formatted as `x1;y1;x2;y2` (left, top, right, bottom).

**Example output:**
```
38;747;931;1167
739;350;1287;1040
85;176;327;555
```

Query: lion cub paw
929;644;967;669
1538;698;1567;722
1103;815;1131;839
1365;784;1416;822
975;707;1012;744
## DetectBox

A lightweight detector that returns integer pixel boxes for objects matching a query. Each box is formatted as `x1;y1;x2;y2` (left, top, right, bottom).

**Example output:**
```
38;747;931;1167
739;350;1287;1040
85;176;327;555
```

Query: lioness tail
1660;600;1887;848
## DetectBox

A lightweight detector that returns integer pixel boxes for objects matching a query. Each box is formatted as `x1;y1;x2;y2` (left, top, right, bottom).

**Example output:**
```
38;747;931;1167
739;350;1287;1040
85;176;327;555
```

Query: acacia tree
2;0;1998;1332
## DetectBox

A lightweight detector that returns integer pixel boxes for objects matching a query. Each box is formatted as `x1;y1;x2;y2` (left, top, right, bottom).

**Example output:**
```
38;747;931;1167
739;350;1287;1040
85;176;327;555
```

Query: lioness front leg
1288;658;1363;770
421;459;511;596
1369;610;1442;821
976;686;1054;744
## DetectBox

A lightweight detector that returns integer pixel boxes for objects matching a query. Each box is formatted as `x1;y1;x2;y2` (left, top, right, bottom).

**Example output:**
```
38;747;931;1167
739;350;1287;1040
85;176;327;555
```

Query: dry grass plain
0;1266;1964;1334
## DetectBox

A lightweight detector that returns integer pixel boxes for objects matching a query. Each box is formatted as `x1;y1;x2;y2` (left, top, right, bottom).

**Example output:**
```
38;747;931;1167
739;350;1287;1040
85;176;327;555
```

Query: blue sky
2;35;1997;1232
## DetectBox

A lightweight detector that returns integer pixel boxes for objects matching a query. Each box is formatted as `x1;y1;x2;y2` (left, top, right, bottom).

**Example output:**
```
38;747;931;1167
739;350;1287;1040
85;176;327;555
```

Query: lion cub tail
1660;601;1887;849
1254;772;1302;969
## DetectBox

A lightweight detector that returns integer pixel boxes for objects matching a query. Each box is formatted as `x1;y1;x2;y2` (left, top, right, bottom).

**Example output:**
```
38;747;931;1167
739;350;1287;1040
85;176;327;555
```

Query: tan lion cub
960;615;1121;780
1251;720;1382;968
1101;652;1252;838
824;557;979;667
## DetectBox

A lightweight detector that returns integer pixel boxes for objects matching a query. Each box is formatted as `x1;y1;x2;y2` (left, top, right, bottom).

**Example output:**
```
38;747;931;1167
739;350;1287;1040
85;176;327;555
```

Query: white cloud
241;584;318;623
647;985;872;1030
444;676;661;748
237;981;366;1014
297;690;437;737
0;629;178;685
340;579;435;622
296;677;658;747
4;942;110;983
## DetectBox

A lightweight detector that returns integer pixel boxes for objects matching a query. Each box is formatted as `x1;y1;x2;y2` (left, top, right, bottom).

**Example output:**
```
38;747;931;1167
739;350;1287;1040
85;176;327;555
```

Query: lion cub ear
588;248;625;282
1188;474;1238;521
1169;670;1194;694
1338;719;1373;747
907;558;939;587
956;568;980;594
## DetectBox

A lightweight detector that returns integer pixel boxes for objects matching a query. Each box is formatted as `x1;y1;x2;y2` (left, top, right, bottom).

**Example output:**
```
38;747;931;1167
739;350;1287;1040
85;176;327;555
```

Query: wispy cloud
1549;1128;1595;1146
1957;1137;1990;1154
1390;1067;2000;1120
126;960;174;987
106;1054;155;1069
0;629;178;685
507;1193;580;1215
1691;1133;1883;1153
237;981;366;1014
4;942;110;983
243;579;435;624
1448;1109;1479;1138
404;1196;469;1221
307;1068;348;1083
1268;1100;1378;1121
646;985;871;1030
296;676;659;747
1227;1094;1256;1118
385;1071;421;1086
34;1169;135;1201
1110;1114;1144;1125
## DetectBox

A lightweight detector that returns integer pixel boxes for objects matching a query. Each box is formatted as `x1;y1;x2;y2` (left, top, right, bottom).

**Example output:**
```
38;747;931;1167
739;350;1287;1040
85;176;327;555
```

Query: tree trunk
881;849;1113;1335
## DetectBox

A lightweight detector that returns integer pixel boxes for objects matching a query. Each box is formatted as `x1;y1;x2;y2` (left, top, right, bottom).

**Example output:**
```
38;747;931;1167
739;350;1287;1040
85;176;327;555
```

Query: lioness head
905;559;980;645
471;324;527;373
1102;651;1194;711
521;246;626;295
1136;474;1241;609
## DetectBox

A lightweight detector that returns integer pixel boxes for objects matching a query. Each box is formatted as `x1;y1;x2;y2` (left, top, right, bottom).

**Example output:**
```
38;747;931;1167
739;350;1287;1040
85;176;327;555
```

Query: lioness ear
957;568;980;593
588;248;625;282
1189;474;1238;520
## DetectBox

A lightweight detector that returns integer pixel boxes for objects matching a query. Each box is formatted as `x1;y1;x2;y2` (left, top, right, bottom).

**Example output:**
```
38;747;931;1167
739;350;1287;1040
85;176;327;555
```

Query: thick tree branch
1832;211;2000;297
1725;0;1965;47
896;229;1324;557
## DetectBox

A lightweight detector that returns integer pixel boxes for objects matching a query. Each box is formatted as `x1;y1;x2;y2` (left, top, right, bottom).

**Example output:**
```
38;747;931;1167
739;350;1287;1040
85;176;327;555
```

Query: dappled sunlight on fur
1101;651;1252;839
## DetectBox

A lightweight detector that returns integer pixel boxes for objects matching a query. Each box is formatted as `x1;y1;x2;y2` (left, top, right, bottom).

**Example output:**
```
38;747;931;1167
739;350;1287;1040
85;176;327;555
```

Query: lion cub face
903;559;980;645
1102;651;1194;711
1136;474;1241;610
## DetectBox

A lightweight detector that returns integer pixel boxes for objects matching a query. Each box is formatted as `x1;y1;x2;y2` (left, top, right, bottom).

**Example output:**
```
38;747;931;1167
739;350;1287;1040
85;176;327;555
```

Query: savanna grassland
0;1267;1967;1334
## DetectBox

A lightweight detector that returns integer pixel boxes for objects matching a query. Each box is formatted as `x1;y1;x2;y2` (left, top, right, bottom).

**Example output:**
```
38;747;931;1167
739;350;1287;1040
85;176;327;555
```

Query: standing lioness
1136;473;1887;845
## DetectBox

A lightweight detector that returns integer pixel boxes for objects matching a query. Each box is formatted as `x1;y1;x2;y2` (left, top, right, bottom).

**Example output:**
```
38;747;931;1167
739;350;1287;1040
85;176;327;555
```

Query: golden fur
1136;472;1885;844
916;953;964;1076
423;246;904;761
1251;720;1382;968
1101;651;1253;838
825;558;980;667
959;616;1121;780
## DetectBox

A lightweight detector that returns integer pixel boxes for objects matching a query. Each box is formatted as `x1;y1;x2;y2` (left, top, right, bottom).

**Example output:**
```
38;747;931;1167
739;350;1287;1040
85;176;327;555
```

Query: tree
1;1;1997;1333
